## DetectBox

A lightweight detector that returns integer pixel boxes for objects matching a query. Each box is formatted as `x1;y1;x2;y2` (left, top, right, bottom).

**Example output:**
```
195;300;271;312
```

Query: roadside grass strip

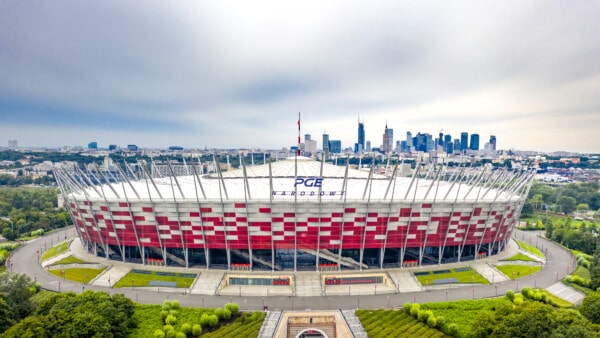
356;309;443;338
40;241;70;261
422;298;509;336
505;253;538;262
49;267;106;284
113;270;196;288
414;267;489;286
572;265;591;280
51;255;87;265
495;265;541;280
518;241;544;258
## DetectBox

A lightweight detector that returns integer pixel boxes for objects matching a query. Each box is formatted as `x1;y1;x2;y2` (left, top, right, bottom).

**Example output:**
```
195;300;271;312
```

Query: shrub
410;304;420;318
163;325;174;334
154;329;165;338
521;286;532;297
437;316;445;327
207;314;219;327
192;324;202;336
181;323;192;335
534;292;543;301
160;310;169;321
165;314;177;326
170;300;180;310
427;315;438;328
446;323;459;336
225;302;239;315
162;301;172;310
221;308;232;320
541;293;548;303
165;330;176;338
403;302;412;314
514;296;524;306
175;332;186;338
417;309;428;322
214;308;224;320
506;289;515;301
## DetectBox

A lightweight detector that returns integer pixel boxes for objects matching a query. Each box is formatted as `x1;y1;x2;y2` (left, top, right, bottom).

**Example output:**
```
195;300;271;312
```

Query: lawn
113;269;196;288
505;253;538;262
414;267;489;286
356;309;443;338
130;304;264;338
51;255;87;265
422;298;510;336
40;241;70;261
495;265;541;280
572;265;592;280
518;241;544;258
49;267;106;284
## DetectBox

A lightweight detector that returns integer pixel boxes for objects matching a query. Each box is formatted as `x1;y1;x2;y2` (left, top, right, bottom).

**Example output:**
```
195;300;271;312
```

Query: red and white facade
55;157;533;271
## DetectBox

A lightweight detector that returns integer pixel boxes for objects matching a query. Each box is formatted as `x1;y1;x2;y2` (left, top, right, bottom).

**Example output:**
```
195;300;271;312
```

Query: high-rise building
127;144;138;151
489;135;497;151
329;140;342;153
357;120;365;153
322;133;329;151
304;134;317;155
406;132;412;152
470;134;480;151
8;140;18;149
460;132;469;151
108;144;118;151
88;141;98;149
366;140;371;152
443;134;452;151
453;139;460;154
382;123;393;153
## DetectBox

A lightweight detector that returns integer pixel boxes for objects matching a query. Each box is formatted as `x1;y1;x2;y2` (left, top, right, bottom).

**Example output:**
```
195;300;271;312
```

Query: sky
1;1;600;153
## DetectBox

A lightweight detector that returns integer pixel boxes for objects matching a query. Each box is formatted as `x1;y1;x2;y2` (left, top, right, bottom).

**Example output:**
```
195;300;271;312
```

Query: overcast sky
1;1;599;153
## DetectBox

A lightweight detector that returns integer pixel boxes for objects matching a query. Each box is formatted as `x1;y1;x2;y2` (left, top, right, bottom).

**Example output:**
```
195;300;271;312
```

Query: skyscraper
489;135;497;151
329;140;342;153
357;119;365;153
470;134;480;151
322;133;330;151
88;141;98;149
382;123;393;153
460;132;468;151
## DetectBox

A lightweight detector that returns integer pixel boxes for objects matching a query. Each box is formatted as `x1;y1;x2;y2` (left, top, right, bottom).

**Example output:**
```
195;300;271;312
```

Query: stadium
54;156;533;271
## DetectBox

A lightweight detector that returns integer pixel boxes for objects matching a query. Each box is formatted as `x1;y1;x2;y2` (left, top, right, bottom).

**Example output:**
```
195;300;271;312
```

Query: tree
0;272;35;321
557;196;577;214
579;292;600;324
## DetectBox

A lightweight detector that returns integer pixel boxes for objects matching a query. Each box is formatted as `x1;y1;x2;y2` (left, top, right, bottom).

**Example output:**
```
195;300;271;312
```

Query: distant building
8;140;17;149
489;135;497;151
356;120;365;153
127;144;138;151
470;134;480;151
108;144;118;151
88;141;98;150
329;140;342;153
382;123;393;153
304;134;317;155
460;132;469;151
168;146;184;151
366;140;371;152
322;133;329;151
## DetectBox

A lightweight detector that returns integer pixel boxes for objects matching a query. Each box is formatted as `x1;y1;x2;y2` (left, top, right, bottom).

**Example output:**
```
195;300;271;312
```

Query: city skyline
1;1;599;153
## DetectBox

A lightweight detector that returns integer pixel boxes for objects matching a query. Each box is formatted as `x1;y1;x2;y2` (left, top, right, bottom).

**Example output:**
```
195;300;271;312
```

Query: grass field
356;309;443;338
572;265;592;280
113;270;196;288
51;255;87;265
129;304;264;338
505;253;538;262
518;241;544;258
49;267;105;284
414;267;489;286
40;241;70;261
495;265;541;280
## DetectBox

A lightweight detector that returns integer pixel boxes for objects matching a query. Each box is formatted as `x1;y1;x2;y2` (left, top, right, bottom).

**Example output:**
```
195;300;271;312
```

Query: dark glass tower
460;132;468;151
357;121;365;153
470;134;480;150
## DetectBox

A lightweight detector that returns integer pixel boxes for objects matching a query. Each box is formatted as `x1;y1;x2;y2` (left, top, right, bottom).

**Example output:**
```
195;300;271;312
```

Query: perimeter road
9;228;575;311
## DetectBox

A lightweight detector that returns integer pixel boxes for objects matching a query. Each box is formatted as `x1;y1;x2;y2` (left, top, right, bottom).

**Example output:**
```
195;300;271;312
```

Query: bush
417;309;428;322
175;332;186;338
403;302;412;314
427;315;438;328
154;329;165;338
225;302;239;315
214;308;224;320
181;323;192;335
170;300;180;310
221;308;232;320
437;316;445;327
162;301;172;310
521;286;532;297
446;323;458;336
163;325;174;335
160;310;169;321
165;314;177;326
410;303;420;318
514;296;524;306
192;324;202;336
506;289;515;301
207;314;219;327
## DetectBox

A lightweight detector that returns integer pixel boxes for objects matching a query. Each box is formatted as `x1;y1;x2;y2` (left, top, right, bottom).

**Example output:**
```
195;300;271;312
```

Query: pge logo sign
294;177;323;188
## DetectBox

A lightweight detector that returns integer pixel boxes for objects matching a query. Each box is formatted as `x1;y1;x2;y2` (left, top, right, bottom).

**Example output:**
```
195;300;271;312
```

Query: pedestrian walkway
546;282;586;305
92;265;131;287
341;310;368;338
294;272;322;297
190;270;225;295
472;263;509;283
388;270;422;293
257;310;283;338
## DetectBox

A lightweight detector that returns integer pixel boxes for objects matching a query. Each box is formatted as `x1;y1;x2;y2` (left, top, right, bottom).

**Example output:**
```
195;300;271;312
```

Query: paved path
546;282;586;305
8;228;579;312
190;270;224;295
472;263;509;283
92;265;131;287
388;270;423;293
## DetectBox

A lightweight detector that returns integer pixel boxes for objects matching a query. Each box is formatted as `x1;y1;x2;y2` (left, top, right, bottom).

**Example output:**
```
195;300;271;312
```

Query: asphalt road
8;229;575;311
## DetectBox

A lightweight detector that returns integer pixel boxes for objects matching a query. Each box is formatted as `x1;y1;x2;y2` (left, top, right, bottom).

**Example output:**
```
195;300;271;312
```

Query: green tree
579;292;600;324
0;272;35;321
